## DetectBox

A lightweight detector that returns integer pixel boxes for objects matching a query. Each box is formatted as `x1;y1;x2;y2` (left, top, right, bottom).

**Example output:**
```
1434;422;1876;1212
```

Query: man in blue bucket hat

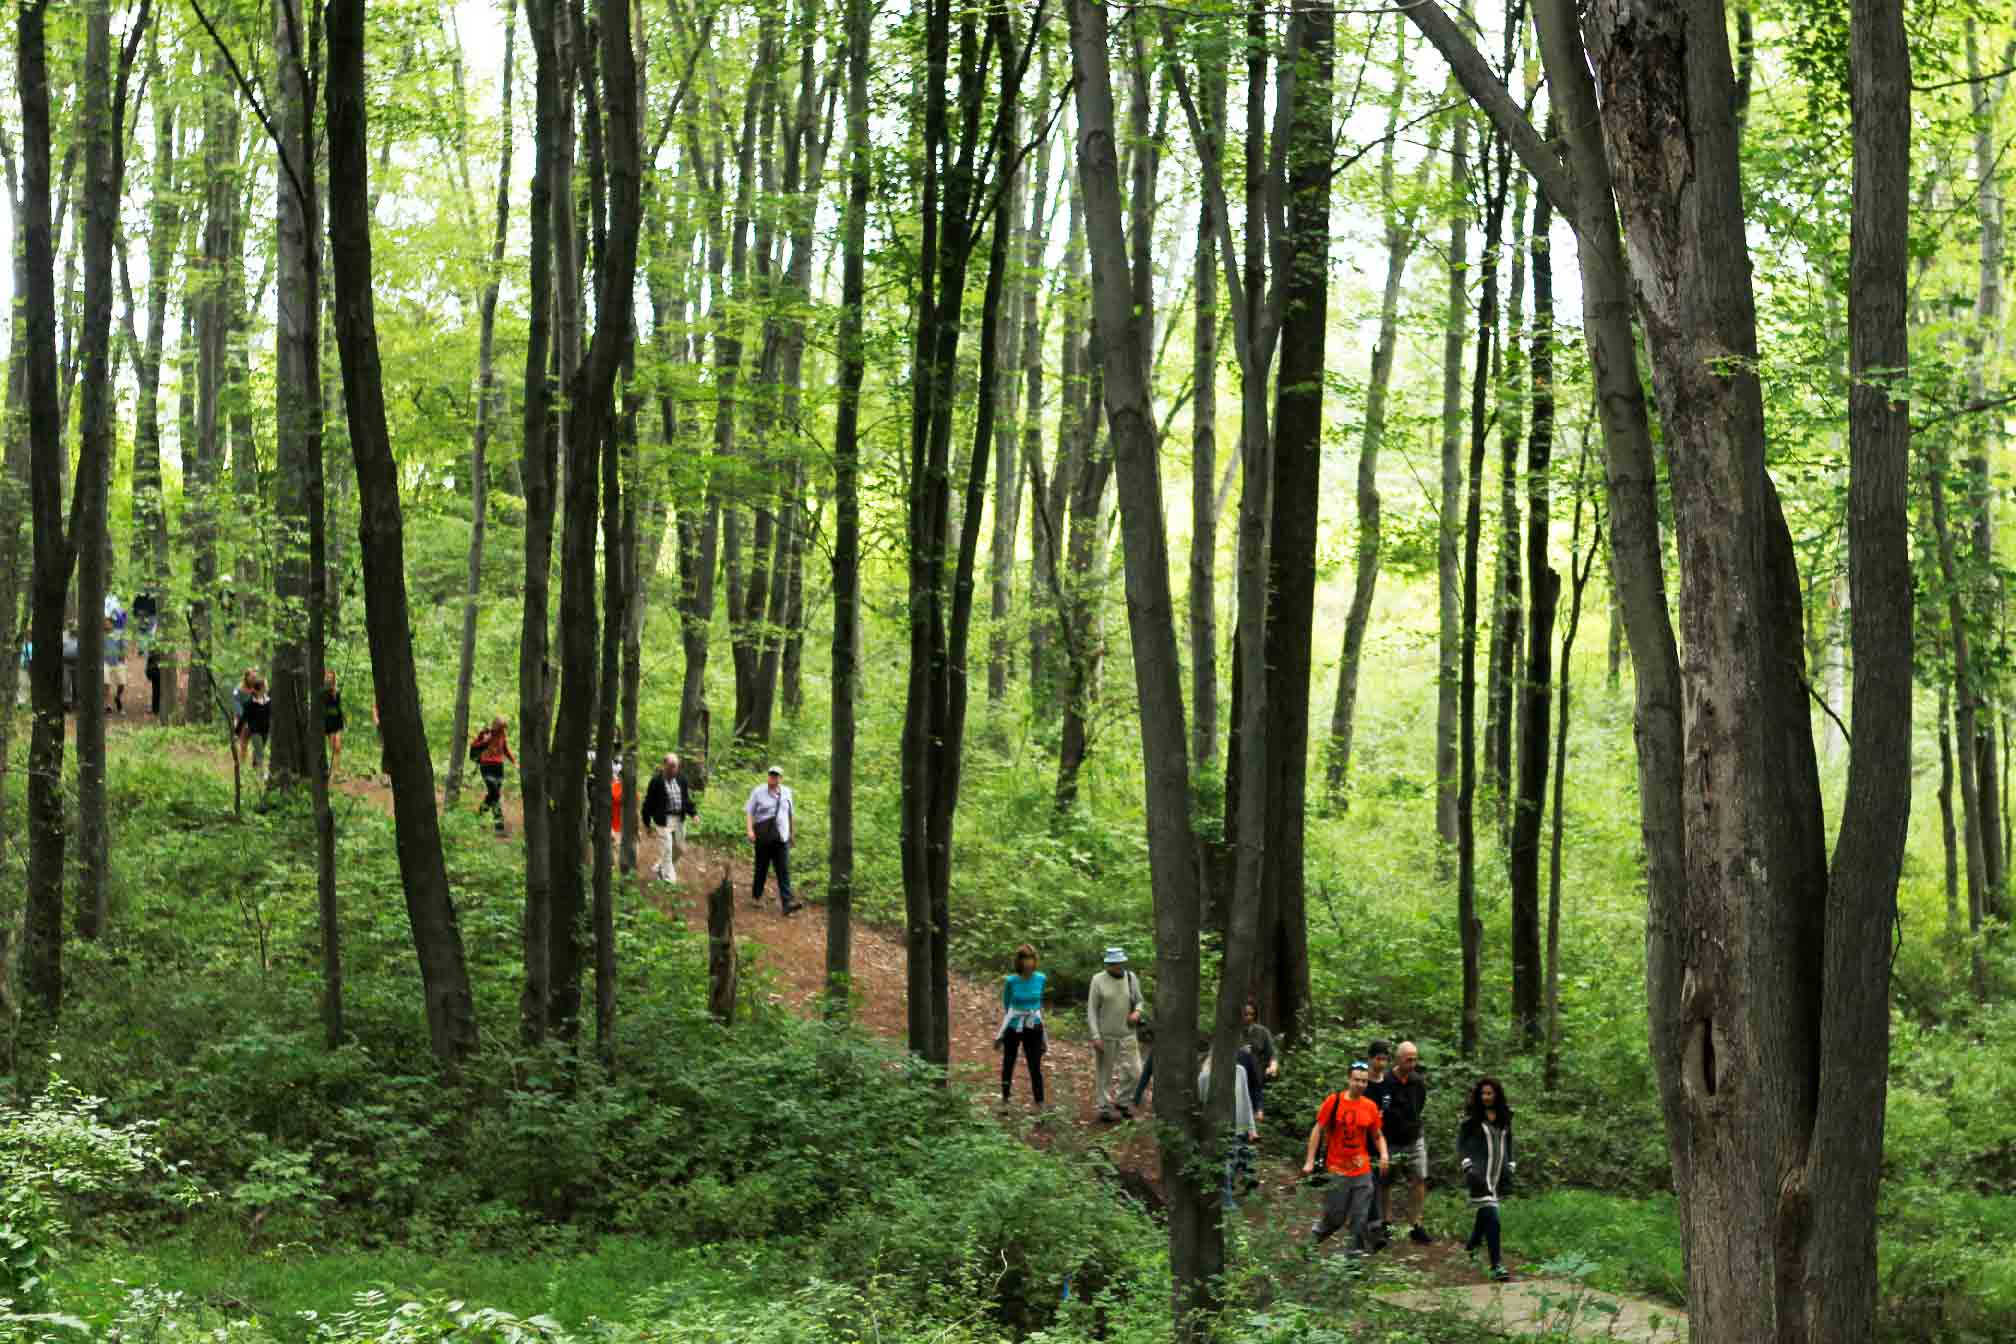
1086;946;1144;1121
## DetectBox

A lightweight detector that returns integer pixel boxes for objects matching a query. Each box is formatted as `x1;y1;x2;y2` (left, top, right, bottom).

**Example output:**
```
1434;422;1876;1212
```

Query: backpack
1311;1091;1367;1183
468;734;485;764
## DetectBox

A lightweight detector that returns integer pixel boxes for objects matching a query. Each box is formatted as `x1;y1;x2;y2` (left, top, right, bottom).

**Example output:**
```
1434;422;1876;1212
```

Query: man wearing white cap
745;764;801;915
1086;947;1144;1120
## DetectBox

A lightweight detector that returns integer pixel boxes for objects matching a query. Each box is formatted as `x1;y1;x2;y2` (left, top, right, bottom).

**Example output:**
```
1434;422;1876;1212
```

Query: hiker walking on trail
1199;1040;1258;1208
323;670;347;777
1458;1076;1516;1282
232;669;258;766
745;765;801;916
1241;1000;1280;1123
1087;948;1144;1121
996;943;1048;1108
1369;1041;1432;1244
1303;1060;1389;1254
642;754;696;884
103;616;128;714
241;676;273;780
471;716;517;833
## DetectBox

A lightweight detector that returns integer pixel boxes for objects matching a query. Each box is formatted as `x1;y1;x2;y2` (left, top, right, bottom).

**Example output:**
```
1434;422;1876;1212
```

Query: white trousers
652;816;686;881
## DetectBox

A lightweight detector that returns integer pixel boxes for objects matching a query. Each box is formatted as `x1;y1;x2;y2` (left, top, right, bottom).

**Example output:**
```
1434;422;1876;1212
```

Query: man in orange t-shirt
1302;1061;1389;1251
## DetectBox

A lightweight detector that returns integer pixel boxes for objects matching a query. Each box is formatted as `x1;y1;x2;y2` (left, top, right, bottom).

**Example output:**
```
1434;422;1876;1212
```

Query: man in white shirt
744;764;801;915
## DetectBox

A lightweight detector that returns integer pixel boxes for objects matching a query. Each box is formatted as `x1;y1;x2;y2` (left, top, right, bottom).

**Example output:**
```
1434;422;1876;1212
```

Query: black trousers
1466;1204;1503;1266
479;764;506;820
752;838;795;908
1001;1023;1045;1102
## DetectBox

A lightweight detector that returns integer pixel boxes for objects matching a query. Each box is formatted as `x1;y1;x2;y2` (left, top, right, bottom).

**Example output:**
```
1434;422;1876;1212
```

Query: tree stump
707;874;737;1024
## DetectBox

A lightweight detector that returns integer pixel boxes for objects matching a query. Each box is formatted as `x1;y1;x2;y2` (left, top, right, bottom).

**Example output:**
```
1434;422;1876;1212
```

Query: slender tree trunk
447;1;515;810
827;0;868;1015
1966;20;2007;913
1487;164;1528;841
1329;37;1425;801
1543;428;1598;1092
1940;679;1960;936
1188;58;1224;780
1508;174;1555;1049
129;61;177;604
1435;106;1469;862
1455;130;1506;1060
1932;423;1990;997
987;99;1027;709
326;0;480;1064
0;162;27;849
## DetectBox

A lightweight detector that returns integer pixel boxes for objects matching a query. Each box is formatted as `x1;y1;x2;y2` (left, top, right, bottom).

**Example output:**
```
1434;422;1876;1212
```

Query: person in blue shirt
996;943;1048;1108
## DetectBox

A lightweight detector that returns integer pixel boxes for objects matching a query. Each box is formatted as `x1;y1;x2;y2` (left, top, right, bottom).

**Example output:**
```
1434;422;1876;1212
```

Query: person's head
1394;1041;1419;1076
1346;1061;1371;1098
662;753;680;778
1013;942;1038;974
1466;1076;1511;1122
1369;1039;1392;1075
324;668;336;688
253;676;267;696
241;668;257;690
489;715;507;734
766;764;783;790
1103;947;1128;976
1241;1000;1258;1026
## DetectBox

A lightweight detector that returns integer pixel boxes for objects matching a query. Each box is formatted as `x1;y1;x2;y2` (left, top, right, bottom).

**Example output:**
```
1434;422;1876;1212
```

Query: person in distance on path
241;676;273;781
1241;1000;1280;1124
1459;1076;1516;1282
1086;947;1144;1121
745;764;801;915
995;942;1048;1109
323;669;347;777
470;715;518;833
1199;1038;1259;1208
1304;1060;1389;1255
642;753;696;884
102;616;128;714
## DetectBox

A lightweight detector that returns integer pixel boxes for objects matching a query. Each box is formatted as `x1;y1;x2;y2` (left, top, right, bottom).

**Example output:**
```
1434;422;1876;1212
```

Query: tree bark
1508;170;1554;1049
1434;105;1468;861
1187;55;1225;780
827;0;868;1016
20;0;72;1021
326;0;480;1065
1544;428;1599;1092
129;52;178;614
446;0;515;810
1067;0;1223;1327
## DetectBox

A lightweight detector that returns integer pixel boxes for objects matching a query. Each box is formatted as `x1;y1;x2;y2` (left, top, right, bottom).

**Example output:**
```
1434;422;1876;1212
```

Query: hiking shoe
1490;1265;1511;1283
1118;1105;1134;1120
1409;1225;1433;1245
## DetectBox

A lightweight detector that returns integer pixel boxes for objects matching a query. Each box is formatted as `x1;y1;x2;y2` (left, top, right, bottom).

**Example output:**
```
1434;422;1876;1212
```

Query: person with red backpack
1302;1061;1390;1254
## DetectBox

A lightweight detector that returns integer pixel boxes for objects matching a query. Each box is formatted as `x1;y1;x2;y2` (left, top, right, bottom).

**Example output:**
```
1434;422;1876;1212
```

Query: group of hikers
15;592;151;713
997;946;1517;1281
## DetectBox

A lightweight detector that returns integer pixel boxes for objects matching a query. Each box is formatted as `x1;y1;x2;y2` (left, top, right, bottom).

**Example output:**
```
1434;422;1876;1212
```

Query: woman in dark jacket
1457;1076;1516;1282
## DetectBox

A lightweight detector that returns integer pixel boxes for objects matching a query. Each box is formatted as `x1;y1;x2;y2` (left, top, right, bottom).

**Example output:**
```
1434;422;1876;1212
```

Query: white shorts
103;661;128;687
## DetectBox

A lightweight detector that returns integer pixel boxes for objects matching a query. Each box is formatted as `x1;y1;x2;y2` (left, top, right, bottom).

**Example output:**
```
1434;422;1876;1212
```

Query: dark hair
1012;943;1038;970
1369;1038;1392;1059
1465;1076;1512;1124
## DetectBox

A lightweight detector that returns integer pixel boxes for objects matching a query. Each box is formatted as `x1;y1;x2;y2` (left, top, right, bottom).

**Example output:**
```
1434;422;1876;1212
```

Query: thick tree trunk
447;2;515;810
326;0;480;1065
1508;178;1554;1049
827;0;868;1016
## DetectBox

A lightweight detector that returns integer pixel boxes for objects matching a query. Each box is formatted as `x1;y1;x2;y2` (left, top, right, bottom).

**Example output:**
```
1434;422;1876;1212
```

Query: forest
0;0;2011;1340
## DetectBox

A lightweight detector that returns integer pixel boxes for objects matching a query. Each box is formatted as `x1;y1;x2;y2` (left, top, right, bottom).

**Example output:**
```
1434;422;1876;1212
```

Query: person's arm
1375;1115;1389;1172
745;789;758;841
1302;1117;1325;1175
1265;1028;1280;1078
1002;976;1013;1011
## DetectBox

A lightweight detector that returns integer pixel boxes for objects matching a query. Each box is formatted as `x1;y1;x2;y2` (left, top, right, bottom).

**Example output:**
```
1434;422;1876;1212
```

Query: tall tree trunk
987;93;1027;709
1328;34;1426;801
446;0;515;810
518;0;567;1044
0;141;28;851
1434;106;1469;861
827;0;869;1015
1067;1;1223;1327
129;56;178;608
1487;164;1528;840
1932;416;1990;997
1455;130;1506;1060
1187;56;1225;780
270;0;321;788
1508;172;1554;1049
1543;428;1598;1091
326;0;480;1065
1940;678;1960;936
1255;0;1332;1045
74;0;136;942
19;0;70;1023
1966;20;2007;914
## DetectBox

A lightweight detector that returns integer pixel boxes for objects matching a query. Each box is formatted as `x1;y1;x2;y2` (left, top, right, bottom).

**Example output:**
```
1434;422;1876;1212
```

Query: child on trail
1303;1060;1390;1255
323;670;346;776
241;676;273;780
996;943;1048;1108
470;716;517;833
1458;1076;1516;1282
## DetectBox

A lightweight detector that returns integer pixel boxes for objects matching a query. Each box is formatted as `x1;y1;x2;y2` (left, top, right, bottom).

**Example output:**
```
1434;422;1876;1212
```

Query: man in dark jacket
1370;1040;1431;1243
642;753;697;884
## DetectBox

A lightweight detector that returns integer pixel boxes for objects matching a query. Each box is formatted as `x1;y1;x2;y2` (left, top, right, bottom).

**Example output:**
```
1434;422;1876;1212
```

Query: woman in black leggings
1458;1076;1516;1282
996;943;1048;1108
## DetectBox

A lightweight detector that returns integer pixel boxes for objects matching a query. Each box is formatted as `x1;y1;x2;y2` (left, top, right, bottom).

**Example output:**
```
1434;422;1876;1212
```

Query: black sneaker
1409;1225;1433;1245
1490;1265;1511;1283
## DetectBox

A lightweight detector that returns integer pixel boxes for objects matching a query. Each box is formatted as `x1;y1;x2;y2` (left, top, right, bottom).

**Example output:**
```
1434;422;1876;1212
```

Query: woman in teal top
997;943;1047;1107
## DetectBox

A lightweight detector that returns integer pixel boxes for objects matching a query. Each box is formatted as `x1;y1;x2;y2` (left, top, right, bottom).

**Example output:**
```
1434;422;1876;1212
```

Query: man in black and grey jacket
642;753;698;884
